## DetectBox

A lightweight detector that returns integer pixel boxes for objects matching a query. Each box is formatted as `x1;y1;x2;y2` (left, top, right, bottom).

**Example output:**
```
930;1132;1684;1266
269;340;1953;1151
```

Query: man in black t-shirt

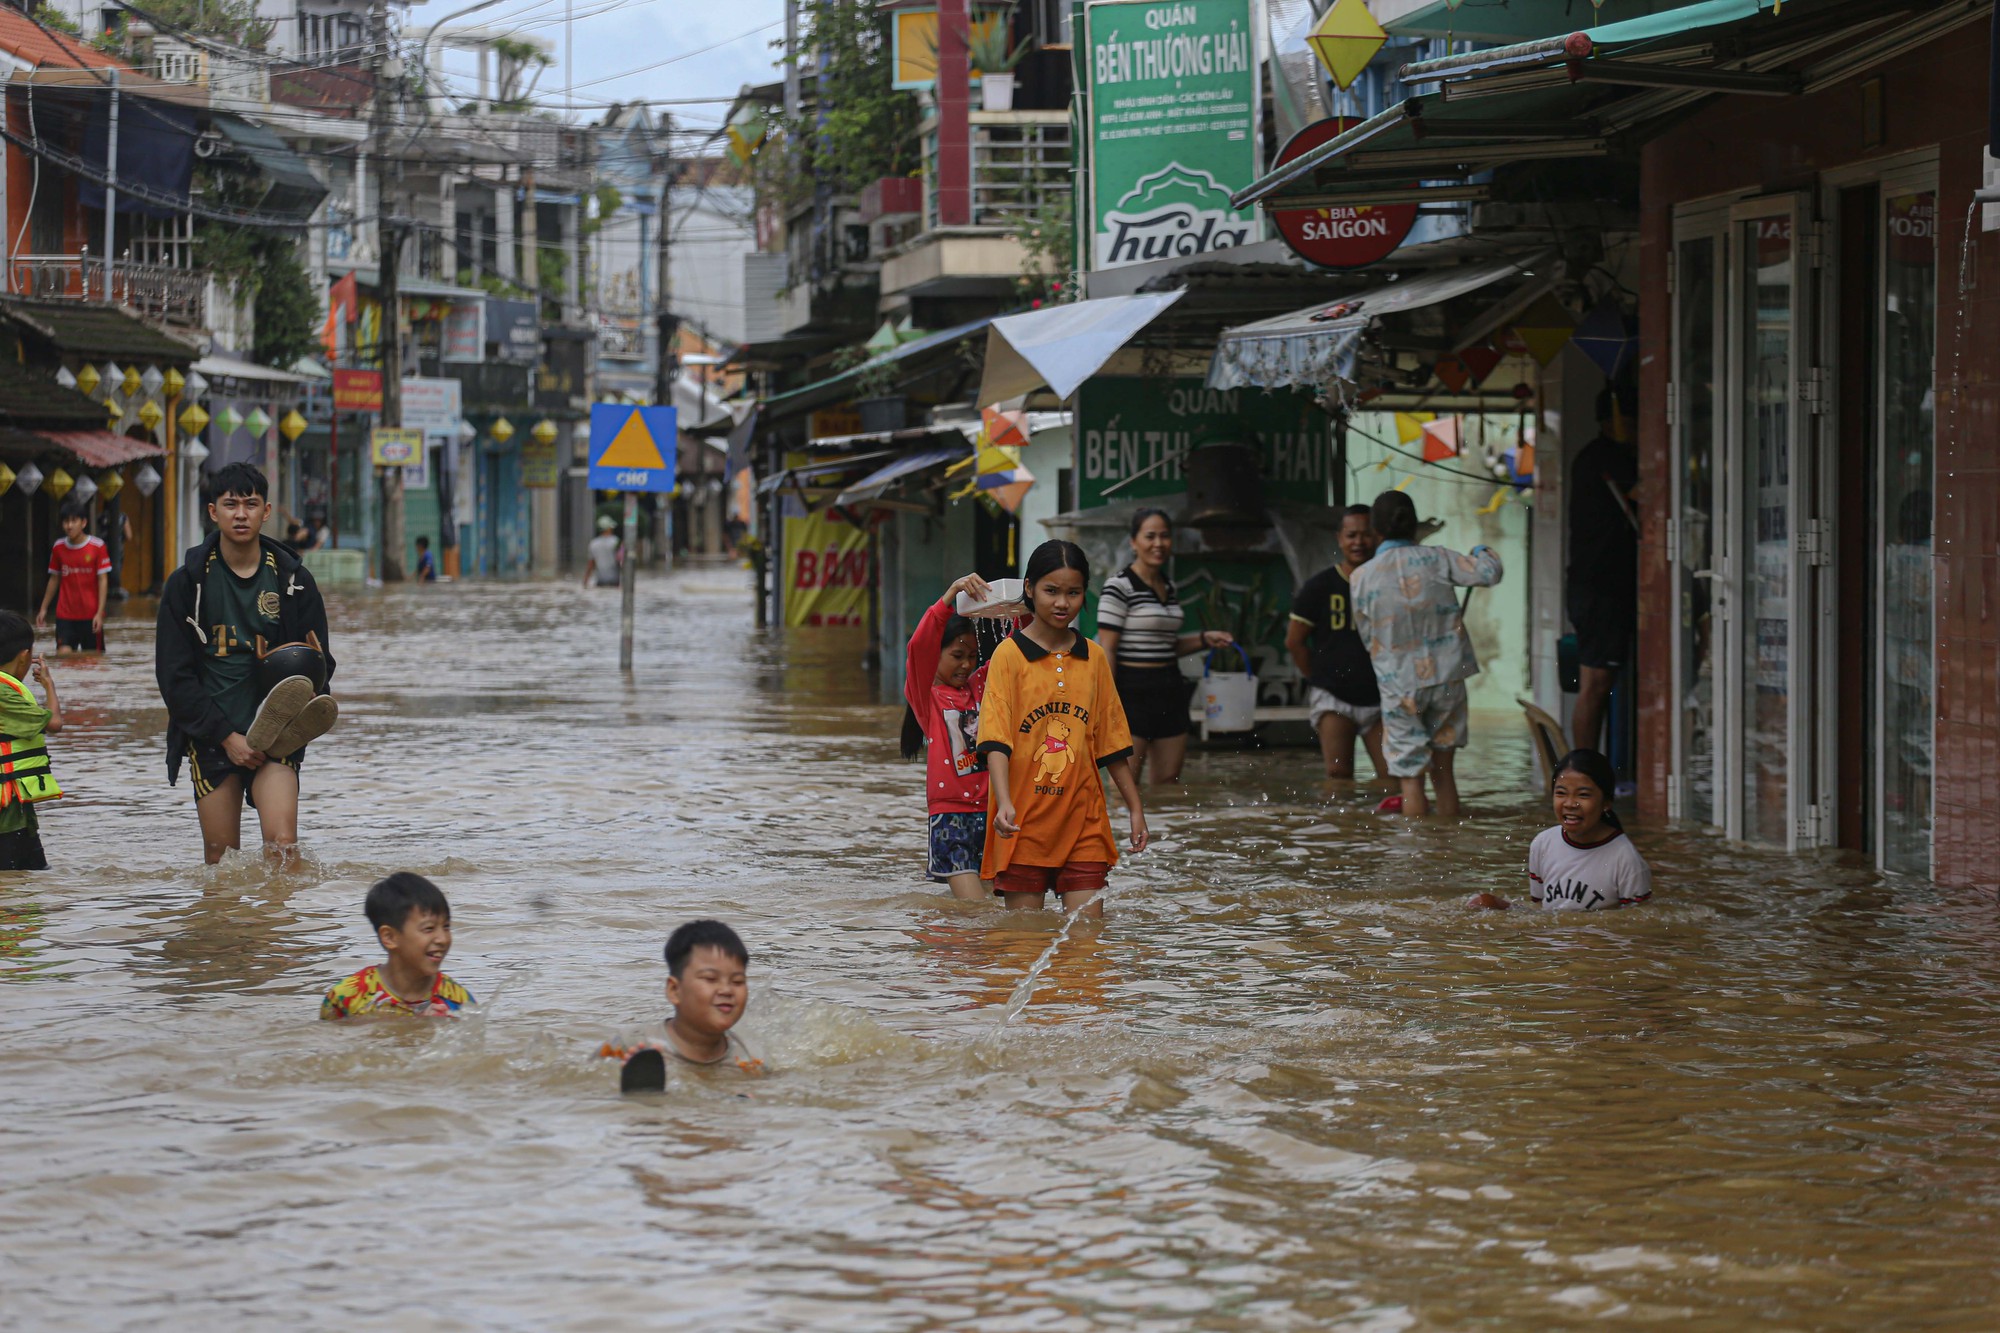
1288;504;1388;780
1566;384;1640;752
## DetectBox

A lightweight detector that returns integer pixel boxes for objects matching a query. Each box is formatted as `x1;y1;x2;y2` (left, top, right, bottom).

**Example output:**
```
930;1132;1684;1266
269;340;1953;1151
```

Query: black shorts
185;742;302;805
0;825;48;870
1568;587;1636;671
54;618;100;651
1115;665;1192;741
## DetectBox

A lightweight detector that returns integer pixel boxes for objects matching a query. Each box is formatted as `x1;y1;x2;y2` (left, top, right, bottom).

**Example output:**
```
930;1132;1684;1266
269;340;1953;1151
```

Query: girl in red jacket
902;573;1000;900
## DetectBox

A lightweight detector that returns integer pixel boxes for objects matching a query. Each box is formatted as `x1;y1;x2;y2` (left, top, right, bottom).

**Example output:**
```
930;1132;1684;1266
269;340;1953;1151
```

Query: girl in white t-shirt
1470;749;1652;911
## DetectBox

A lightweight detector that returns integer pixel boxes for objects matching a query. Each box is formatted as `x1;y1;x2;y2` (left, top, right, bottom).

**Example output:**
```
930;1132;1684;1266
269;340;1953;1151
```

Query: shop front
1640;21;1985;875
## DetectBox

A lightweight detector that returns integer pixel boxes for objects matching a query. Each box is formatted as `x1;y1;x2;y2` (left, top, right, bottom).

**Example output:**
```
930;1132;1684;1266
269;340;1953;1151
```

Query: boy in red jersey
36;501;111;652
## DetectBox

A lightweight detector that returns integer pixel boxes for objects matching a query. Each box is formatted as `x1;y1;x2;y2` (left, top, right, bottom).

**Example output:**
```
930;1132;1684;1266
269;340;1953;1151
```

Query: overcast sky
405;0;788;139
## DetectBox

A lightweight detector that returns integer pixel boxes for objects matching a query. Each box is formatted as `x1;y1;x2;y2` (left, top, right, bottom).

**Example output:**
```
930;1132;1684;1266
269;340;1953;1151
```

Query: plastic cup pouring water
956;578;1026;619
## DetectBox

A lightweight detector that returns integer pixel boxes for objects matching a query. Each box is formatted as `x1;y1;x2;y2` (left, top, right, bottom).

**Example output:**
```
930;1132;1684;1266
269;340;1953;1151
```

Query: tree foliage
130;0;276;50
788;0;918;195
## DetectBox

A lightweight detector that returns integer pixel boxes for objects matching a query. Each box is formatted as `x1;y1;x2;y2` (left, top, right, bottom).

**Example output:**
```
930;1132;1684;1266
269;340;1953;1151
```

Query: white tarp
977;290;1186;406
1206;254;1543;392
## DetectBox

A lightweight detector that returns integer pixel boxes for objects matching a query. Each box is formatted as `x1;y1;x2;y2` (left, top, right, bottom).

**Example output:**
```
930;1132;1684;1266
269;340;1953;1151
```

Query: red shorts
993;862;1109;896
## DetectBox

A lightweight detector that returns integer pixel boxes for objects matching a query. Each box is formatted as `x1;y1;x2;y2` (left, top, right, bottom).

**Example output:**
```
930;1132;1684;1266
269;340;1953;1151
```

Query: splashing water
996;881;1121;1023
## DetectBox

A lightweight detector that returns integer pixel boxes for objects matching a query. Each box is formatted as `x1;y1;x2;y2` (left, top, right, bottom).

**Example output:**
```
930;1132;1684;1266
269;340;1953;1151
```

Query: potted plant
836;346;907;433
968;12;1029;111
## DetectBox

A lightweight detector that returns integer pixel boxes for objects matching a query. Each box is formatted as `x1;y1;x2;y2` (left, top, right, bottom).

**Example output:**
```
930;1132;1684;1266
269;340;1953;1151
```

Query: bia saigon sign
1084;0;1258;271
1271;118;1418;269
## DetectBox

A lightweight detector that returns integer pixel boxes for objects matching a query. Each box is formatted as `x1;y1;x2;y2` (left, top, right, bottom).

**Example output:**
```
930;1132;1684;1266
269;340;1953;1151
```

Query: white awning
1206;254;1545;392
976;290;1186;406
192;354;316;385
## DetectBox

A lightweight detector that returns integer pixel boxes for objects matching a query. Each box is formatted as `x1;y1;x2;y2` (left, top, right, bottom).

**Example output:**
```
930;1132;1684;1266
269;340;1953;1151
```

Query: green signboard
1075;378;1331;509
1083;0;1259;271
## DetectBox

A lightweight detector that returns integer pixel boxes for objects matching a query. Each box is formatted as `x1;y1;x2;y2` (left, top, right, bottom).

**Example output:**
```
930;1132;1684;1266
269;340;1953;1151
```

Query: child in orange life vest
977;541;1147;918
0;611;65;872
901;572;998;901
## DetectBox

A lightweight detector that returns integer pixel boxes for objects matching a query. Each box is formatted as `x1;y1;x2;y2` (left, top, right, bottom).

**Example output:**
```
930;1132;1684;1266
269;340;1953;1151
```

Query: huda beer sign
1084;0;1259;271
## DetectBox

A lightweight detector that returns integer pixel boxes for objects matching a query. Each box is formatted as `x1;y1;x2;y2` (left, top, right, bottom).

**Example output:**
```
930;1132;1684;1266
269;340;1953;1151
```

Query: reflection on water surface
2;572;1998;1329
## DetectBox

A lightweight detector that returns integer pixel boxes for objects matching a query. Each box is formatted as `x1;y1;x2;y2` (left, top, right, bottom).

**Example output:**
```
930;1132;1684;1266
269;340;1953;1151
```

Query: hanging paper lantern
244;406;272;438
97;469;124;501
532;418;559;446
69;472;98;504
1511;294;1577;367
107;401;123;428
133;463;162;496
137;399;164;432
457;419;478;443
951;408;1034;514
178;402;210;435
1420;417;1461;462
280;409;309;442
139;365;165;397
489;416;515;443
213;405;243;436
1459;343;1504;386
163;367;185;398
1572;296;1635;378
1432;358;1471;393
98;363;122;400
54;366;77;390
1307;0;1388;91
183;370;208;401
45;467;73;500
1394;411;1433;445
74;363;101;399
15;461;44;495
0;462;14;496
180;438;210;464
120;365;142;398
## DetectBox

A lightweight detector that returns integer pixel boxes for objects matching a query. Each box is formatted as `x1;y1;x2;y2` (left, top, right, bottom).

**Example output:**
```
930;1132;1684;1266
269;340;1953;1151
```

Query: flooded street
4;569;1999;1330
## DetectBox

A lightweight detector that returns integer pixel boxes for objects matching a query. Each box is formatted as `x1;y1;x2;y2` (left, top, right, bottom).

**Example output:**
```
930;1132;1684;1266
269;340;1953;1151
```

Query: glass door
1725;195;1826;849
1876;183;1936;872
1670;228;1724;826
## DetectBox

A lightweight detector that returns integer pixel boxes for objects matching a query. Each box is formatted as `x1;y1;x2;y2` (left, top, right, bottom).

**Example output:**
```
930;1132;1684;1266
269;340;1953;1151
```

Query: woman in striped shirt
1096;508;1234;783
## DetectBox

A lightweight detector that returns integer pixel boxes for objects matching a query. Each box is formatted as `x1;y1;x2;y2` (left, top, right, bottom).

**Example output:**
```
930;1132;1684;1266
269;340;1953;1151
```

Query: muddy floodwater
4;570;1999;1330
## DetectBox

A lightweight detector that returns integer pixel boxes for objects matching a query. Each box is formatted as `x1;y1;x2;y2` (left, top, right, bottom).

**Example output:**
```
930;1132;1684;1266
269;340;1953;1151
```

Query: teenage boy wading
156;463;337;865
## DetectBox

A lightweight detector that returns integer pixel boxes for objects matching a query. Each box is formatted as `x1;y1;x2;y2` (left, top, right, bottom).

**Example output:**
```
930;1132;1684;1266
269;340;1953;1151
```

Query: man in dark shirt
1566;384;1640;752
1287;504;1387;779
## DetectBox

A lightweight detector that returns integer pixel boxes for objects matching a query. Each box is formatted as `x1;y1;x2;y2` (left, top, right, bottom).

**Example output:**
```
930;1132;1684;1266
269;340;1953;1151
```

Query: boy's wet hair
365;872;451;933
207;462;270;504
1342;503;1372;522
665;919;748;977
1371;490;1418;542
60;499;89;521
415;535;430;548
0;610;34;664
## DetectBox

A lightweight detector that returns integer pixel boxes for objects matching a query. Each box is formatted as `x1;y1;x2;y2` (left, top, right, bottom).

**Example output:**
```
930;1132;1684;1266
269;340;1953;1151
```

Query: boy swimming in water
320;873;474;1018
612;919;764;1092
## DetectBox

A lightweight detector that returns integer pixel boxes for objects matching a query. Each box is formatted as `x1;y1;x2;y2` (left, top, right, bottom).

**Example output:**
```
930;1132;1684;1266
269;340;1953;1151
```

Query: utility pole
783;0;800;118
372;0;406;581
103;71;118;299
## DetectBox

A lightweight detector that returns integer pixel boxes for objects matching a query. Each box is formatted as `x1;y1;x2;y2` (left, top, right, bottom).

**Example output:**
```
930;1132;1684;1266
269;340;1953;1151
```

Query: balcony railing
923;111;1072;231
9;255;209;326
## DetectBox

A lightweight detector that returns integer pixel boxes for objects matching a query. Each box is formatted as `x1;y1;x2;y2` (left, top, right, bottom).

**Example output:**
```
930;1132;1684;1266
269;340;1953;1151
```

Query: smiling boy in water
611;919;764;1092
320;873;474;1018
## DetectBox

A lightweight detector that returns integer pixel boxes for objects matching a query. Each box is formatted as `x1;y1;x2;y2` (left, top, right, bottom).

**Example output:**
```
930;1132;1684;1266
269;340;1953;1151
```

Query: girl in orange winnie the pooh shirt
976;540;1147;918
